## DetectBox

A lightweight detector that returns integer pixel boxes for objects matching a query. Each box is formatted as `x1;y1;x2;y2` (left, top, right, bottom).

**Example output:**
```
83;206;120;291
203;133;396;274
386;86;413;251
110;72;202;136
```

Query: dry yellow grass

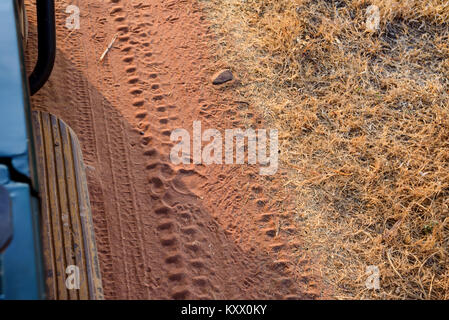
202;0;449;299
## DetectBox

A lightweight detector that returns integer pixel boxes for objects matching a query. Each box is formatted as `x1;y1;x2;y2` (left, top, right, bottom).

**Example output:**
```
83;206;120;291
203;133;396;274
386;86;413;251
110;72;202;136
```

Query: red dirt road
26;0;320;299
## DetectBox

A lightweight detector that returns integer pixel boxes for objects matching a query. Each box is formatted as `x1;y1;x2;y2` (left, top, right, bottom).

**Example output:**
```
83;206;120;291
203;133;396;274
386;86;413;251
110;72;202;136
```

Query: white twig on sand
99;34;118;62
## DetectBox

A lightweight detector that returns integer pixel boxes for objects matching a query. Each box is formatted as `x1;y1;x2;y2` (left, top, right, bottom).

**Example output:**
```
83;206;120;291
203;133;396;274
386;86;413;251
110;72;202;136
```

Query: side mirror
0;185;13;252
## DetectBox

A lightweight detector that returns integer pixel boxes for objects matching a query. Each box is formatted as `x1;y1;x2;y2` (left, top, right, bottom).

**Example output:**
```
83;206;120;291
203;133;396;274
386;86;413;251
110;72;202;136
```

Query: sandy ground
25;0;322;299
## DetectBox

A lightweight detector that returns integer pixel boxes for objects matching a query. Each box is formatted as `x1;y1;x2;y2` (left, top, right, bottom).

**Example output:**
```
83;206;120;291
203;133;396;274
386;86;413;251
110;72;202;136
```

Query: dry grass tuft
203;0;449;299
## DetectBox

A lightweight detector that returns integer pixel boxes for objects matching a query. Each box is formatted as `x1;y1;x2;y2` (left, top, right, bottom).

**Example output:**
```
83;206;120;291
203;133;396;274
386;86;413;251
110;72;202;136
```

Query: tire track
84;0;154;299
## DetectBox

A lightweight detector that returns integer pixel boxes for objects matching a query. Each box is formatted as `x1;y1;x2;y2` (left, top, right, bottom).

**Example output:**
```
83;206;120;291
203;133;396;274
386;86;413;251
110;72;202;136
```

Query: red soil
26;0;321;299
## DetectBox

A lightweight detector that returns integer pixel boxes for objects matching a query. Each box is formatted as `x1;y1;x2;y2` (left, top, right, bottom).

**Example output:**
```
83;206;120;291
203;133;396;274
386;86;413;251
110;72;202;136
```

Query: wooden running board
32;111;103;300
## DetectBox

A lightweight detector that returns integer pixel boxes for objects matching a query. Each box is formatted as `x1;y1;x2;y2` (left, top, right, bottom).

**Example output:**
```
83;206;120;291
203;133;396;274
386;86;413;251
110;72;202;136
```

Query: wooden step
32;111;103;300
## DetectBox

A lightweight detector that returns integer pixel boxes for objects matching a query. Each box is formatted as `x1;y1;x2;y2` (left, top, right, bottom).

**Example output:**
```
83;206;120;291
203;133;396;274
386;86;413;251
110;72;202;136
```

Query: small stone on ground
211;69;233;85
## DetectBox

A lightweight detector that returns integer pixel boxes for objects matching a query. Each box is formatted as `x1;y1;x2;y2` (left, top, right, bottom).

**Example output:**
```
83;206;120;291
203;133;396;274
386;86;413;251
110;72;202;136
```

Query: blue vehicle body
0;0;45;300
